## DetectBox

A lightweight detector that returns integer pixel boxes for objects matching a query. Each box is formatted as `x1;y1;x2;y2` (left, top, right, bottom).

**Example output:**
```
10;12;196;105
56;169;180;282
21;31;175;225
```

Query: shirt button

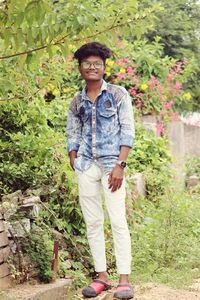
92;106;95;110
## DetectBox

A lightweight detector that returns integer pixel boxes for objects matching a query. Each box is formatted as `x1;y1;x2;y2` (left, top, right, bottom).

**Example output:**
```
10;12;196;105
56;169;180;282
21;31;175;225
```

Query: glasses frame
81;60;104;70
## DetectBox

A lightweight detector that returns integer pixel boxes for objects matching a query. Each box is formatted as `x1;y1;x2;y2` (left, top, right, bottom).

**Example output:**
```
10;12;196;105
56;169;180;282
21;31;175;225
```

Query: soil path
3;279;200;300
82;279;200;300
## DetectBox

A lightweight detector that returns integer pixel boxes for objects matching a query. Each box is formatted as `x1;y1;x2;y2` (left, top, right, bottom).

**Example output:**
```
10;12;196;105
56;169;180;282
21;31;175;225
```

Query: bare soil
134;281;200;300
2;278;200;300
82;279;200;300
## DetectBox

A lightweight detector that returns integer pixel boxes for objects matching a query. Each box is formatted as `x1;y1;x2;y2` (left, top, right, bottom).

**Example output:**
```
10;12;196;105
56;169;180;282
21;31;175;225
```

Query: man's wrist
116;160;127;169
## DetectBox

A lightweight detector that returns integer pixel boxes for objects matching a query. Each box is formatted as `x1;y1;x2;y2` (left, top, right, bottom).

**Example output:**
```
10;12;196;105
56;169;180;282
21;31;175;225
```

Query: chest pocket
99;107;116;118
99;100;118;132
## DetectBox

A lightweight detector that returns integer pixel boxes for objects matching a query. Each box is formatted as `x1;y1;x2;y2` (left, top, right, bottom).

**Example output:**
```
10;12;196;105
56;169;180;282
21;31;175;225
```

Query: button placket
92;103;97;159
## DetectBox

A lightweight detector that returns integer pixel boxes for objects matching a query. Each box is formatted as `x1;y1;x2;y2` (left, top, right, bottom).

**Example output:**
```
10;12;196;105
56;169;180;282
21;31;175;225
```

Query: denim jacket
66;80;134;173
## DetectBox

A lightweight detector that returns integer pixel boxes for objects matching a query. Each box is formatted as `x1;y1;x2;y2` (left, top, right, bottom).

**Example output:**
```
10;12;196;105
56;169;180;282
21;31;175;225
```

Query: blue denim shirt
66;80;134;173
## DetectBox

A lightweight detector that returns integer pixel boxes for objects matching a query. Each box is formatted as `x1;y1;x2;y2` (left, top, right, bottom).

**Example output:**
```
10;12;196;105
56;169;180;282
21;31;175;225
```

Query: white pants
75;163;132;274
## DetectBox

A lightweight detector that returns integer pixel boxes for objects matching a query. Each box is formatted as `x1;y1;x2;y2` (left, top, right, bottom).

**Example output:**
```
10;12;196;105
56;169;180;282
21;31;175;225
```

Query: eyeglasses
81;61;104;69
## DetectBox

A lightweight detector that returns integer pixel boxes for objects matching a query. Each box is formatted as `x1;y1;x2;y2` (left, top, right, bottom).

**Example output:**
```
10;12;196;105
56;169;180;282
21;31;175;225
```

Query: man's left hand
108;165;124;192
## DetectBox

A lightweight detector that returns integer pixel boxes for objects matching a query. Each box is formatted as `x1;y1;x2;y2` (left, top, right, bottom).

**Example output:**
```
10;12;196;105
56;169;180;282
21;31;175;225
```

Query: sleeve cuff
68;143;80;153
119;136;134;148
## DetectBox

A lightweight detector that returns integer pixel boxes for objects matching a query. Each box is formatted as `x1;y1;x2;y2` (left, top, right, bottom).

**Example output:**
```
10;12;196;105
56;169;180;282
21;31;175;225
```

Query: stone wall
141;117;200;187
0;212;11;289
184;123;200;156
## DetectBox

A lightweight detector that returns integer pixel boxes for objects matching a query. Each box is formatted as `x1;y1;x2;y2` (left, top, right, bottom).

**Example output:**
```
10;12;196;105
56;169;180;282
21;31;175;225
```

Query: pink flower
66;54;73;62
122;58;129;63
171;112;179;121
174;81;182;91
173;65;182;74
149;76;158;88
165;100;174;109
157;84;163;93
156;121;164;135
116;58;130;65
132;76;139;84
160;94;164;101
117;72;126;79
130;86;137;95
160;109;167;116
135;100;143;108
127;66;134;74
167;73;174;83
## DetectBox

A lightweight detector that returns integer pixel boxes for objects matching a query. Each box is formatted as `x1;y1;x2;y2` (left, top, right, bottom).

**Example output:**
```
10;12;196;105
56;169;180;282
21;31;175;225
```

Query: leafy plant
21;227;54;283
129;187;200;287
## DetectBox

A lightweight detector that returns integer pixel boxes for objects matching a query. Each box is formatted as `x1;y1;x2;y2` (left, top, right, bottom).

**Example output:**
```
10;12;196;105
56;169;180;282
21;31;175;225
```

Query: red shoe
114;283;134;299
82;279;112;298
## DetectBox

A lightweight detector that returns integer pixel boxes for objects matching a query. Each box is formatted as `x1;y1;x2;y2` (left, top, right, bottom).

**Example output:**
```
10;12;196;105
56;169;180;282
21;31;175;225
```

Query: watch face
121;161;127;168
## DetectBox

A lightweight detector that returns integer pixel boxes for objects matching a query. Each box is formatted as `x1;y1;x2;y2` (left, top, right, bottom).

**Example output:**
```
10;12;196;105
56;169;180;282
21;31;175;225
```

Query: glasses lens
82;62;91;69
94;62;103;69
81;61;103;69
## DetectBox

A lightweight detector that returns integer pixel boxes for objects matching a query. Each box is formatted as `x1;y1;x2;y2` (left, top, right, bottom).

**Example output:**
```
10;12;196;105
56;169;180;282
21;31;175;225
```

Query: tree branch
0;15;146;60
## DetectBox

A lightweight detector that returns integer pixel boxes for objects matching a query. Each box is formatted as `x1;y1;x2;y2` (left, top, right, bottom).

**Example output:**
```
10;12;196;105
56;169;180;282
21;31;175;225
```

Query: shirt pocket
99;107;117;132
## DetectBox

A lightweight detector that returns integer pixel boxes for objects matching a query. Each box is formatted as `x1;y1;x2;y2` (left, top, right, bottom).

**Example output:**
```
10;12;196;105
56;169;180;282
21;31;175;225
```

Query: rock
24;188;43;197
52;230;68;248
62;260;72;270
8;239;17;253
18;196;41;219
2;190;23;204
22;196;40;205
1;190;23;219
141;115;158;136
5;218;31;238
52;229;63;240
186;175;199;188
129;173;146;199
19;204;41;219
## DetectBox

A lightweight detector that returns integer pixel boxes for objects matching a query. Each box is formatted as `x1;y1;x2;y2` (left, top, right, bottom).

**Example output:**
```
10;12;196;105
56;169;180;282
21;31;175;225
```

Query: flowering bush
104;40;195;134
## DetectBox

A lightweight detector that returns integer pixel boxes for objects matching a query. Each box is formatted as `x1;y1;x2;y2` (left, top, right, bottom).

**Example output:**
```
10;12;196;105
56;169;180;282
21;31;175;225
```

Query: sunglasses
81;61;104;69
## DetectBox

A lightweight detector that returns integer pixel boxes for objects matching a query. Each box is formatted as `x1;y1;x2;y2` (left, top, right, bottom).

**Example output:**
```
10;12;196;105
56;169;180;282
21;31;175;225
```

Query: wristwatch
116;160;127;169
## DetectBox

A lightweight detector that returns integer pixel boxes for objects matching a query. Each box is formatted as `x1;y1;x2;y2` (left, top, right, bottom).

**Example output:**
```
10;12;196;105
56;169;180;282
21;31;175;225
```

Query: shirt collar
82;79;108;101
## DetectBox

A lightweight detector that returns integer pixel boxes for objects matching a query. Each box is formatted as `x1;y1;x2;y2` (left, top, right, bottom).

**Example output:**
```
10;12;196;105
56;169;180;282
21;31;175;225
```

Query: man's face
78;55;105;81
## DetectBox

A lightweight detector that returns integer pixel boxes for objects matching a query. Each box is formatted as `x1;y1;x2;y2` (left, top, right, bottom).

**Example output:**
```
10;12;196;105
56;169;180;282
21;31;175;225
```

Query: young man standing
67;42;134;299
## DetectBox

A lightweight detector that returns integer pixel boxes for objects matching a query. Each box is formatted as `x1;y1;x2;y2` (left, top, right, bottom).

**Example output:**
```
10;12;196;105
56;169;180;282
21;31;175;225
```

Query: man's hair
74;42;112;65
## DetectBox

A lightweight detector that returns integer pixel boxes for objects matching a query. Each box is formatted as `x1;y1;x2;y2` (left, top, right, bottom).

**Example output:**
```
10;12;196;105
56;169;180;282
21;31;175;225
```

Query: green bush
129;188;200;287
127;122;172;199
185;156;200;177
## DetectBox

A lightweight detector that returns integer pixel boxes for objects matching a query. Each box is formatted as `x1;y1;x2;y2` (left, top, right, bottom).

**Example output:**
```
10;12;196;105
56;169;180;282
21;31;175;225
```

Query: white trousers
75;163;132;274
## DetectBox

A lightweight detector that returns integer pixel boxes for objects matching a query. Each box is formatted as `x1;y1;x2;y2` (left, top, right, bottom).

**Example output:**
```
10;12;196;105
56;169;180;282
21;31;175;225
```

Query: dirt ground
133;281;200;300
82;279;200;300
3;278;200;300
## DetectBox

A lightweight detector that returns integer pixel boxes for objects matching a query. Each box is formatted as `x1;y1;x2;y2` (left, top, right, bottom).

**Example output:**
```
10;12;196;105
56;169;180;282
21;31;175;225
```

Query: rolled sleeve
66;109;82;153
118;92;135;148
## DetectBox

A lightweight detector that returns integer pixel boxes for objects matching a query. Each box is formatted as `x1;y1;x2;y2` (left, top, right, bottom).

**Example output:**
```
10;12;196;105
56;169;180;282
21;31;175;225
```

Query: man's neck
85;79;103;101
86;79;103;93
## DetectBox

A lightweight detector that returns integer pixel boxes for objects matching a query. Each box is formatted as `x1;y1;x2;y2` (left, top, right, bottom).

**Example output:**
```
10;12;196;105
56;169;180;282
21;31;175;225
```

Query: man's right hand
69;150;77;170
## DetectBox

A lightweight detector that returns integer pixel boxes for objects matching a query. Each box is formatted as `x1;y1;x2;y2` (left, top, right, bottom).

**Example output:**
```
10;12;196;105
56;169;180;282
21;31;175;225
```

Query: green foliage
40;178;93;274
127;122;172;199
21;227;54;283
106;39;196;115
129;188;200;287
141;0;200;110
0;0;160;100
0;0;199;287
0;97;68;194
185;156;200;178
